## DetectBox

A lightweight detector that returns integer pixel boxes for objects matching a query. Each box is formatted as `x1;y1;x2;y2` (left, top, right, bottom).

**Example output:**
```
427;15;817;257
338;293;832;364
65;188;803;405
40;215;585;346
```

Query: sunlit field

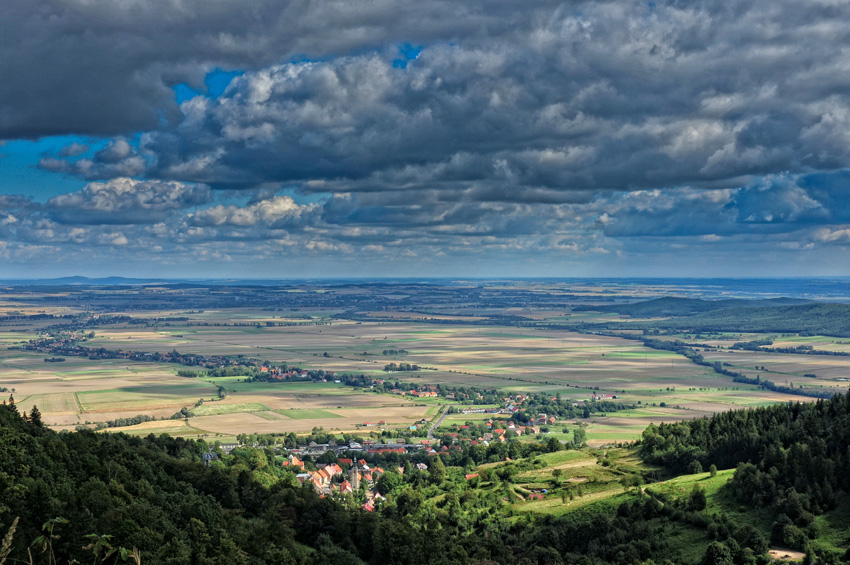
0;282;843;443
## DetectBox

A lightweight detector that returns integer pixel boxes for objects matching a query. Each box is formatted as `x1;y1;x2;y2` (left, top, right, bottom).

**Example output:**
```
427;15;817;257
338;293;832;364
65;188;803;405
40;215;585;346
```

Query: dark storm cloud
42;0;844;205
0;195;36;211
0;0;559;139
6;0;850;275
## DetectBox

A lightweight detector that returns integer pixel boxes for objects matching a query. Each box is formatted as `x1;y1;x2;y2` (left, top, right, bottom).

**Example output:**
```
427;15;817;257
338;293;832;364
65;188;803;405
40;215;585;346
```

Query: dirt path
768;548;805;562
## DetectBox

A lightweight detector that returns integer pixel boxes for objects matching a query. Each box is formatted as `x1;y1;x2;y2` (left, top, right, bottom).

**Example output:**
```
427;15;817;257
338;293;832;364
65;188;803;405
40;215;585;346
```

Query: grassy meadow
477;444;850;561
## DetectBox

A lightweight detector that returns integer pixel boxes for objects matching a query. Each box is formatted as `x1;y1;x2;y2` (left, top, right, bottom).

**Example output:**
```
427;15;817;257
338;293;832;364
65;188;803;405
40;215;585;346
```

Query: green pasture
13;392;77;413
204;377;351;394
77;383;217;410
646;468;735;500
190;402;269;416
585;421;648;443
107;423;210;438
441;412;497;424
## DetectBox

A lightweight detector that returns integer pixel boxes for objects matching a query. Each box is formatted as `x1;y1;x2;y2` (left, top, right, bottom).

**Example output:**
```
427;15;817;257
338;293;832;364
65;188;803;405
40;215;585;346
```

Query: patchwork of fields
85;320;730;393
0;346;432;440
2;293;847;443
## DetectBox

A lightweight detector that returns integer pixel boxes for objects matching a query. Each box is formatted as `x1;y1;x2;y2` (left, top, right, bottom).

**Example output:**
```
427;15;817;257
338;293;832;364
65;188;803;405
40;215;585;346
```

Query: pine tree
429;455;447;484
7;394;17;414
29;405;43;427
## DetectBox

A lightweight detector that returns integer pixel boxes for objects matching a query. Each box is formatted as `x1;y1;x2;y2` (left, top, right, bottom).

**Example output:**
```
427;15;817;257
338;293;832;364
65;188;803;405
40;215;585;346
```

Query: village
205;405;575;514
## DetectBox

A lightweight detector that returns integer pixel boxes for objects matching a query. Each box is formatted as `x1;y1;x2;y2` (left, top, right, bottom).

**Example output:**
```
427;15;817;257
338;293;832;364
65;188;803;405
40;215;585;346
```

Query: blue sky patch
392;43;423;68
175;68;244;103
0;137;91;200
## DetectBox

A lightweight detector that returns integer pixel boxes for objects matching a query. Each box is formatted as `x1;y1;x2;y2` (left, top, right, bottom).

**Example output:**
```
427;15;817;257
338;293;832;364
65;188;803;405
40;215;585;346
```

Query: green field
77;383;217;411
191;402;269;416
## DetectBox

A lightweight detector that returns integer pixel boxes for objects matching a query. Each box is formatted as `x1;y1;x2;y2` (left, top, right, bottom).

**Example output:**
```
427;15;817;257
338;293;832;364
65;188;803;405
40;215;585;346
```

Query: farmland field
1;317;824;441
86;320;721;394
1;280;846;443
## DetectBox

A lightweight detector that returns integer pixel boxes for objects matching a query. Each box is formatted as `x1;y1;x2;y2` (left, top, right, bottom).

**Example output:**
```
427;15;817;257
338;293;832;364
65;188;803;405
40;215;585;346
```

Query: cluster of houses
458;406;515;415
443;414;558;444
289;455;359;495
389;386;439;397
292;439;429;457
288;455;428;512
256;366;338;381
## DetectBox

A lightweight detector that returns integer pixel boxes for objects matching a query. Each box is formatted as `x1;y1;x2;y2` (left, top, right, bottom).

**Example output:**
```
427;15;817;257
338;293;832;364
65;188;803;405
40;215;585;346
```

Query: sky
2;0;850;278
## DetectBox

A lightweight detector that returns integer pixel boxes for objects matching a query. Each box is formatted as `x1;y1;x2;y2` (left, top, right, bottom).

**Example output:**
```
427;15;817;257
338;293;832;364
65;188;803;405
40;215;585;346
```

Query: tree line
640;392;850;558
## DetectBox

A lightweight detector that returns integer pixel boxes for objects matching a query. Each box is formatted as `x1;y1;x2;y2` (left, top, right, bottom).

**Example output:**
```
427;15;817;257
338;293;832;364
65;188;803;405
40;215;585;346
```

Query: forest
641;394;850;557
4;390;850;564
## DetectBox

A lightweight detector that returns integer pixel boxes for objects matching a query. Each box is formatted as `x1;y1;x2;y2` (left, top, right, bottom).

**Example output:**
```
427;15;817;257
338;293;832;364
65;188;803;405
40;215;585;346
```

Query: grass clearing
190;402;269;416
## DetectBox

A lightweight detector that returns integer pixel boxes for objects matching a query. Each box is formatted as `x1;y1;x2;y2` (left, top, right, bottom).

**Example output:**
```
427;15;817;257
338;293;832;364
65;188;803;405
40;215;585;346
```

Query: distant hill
581;300;850;337
573;296;813;317
0;276;173;286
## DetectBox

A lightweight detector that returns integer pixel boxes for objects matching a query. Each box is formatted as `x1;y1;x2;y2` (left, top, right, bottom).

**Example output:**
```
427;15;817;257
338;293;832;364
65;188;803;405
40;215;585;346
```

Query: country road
428;404;454;440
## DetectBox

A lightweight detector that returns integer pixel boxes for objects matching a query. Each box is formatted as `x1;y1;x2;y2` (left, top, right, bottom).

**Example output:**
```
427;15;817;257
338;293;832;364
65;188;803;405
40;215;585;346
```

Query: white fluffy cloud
190;196;317;227
46;178;212;224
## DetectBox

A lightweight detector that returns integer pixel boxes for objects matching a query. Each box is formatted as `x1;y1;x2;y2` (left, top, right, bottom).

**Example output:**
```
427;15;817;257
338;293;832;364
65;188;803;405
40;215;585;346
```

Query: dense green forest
641;394;850;558
0;400;748;564
4;392;850;564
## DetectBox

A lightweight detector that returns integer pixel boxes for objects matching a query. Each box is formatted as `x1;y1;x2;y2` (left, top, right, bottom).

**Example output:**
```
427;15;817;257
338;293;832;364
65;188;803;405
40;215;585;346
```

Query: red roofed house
326;464;343;477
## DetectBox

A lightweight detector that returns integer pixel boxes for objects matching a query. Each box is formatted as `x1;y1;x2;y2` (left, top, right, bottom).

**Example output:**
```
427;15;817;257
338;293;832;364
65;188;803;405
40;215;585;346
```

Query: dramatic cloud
4;0;850;276
0;0;551;139
33;1;850;195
